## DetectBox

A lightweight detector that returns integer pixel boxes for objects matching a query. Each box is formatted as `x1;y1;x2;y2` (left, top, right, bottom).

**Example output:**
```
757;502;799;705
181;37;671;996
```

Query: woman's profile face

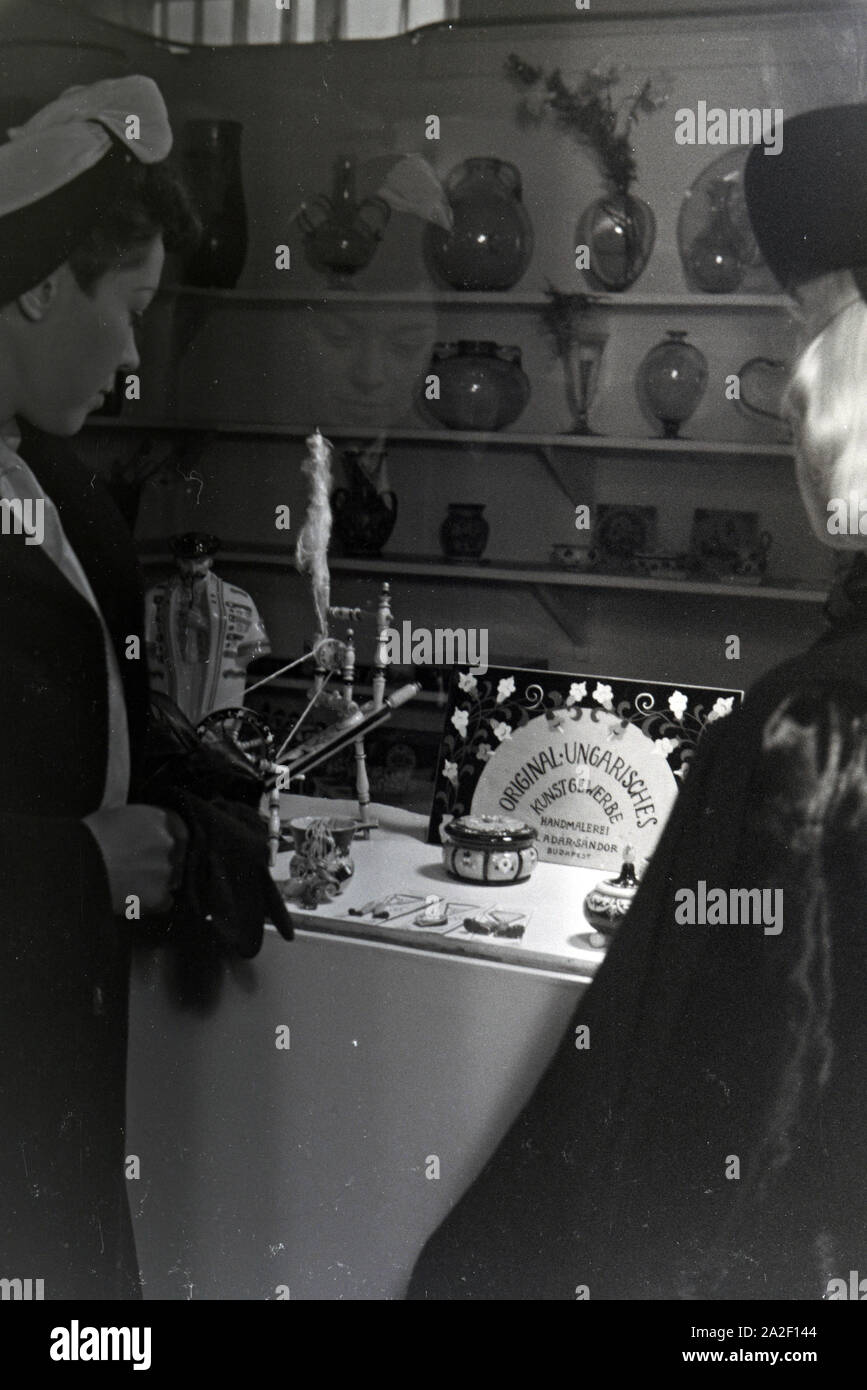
17;235;165;437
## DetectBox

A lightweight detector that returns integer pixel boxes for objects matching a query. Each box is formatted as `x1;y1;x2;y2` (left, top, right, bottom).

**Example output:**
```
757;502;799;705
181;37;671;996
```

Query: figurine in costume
145;532;270;724
0;76;290;1302
408;106;867;1301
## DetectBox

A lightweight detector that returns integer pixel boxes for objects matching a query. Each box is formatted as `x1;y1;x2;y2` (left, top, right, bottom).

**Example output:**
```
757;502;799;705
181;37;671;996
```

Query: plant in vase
505;55;669;291
539;286;607;434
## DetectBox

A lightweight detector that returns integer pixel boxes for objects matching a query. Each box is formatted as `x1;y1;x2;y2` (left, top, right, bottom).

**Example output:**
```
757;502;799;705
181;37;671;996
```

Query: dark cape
0;423;148;1300
408;563;867;1301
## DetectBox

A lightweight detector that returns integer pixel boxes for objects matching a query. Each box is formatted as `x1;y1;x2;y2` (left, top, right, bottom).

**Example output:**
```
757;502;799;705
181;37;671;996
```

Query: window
77;0;457;44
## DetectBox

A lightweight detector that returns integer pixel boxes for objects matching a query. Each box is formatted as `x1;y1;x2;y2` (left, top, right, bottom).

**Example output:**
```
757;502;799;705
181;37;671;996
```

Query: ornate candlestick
372;581;392;712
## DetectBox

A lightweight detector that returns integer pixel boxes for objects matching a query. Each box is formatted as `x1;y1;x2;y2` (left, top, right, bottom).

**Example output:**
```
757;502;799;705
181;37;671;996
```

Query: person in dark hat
406;107;867;1302
170;531;223;558
0;76;289;1301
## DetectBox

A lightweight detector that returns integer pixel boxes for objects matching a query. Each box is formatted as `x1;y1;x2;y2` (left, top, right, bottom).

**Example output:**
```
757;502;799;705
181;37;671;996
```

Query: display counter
271;795;607;976
127;798;604;1299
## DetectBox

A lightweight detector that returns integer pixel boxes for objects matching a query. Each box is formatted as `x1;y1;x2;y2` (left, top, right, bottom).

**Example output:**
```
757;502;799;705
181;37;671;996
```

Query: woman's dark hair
68;157;200;292
692;681;867;1297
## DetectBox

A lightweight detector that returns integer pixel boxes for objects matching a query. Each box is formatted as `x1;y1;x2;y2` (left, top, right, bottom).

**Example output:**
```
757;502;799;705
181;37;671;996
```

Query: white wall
120;5;867;689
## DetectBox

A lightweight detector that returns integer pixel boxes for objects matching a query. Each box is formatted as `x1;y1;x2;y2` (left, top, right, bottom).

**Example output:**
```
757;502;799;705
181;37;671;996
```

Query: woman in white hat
408;106;867;1302
0;76;292;1301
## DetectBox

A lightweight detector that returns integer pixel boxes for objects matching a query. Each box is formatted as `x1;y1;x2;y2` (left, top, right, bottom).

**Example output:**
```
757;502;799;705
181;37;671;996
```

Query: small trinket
287;817;355;907
347;894;426;921
414;895;449;927
462;907;526;938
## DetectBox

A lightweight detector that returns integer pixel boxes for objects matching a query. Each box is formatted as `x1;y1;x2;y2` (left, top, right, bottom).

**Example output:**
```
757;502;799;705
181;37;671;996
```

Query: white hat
0;75;173;302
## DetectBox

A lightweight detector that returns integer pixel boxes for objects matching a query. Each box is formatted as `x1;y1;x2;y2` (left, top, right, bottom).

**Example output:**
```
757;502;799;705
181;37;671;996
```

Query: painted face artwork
304;302;437;430
19;235;165;437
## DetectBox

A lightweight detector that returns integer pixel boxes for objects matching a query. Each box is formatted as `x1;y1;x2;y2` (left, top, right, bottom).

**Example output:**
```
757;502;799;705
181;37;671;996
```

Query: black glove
136;691;266;808
159;786;292;951
141;787;293;1012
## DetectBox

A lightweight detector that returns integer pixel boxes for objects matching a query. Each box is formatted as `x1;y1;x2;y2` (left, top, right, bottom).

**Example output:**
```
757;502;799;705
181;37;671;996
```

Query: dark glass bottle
181;120;248;290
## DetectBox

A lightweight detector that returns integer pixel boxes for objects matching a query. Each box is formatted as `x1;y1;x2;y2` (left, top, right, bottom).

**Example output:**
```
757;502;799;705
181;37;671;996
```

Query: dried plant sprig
505;54;669;195
539;285;602;359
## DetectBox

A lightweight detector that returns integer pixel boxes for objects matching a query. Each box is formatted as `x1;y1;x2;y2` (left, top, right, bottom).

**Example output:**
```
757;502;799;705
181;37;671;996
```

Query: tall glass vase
576;187;656;292
562;330;607;435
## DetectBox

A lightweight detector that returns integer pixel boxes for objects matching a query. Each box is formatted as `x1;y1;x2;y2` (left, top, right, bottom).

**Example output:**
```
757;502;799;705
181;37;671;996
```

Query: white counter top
273;795;608;978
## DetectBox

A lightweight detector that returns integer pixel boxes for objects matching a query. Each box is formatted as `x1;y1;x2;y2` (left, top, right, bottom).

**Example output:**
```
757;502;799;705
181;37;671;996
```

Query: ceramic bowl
289;815;357;855
551;543;593;570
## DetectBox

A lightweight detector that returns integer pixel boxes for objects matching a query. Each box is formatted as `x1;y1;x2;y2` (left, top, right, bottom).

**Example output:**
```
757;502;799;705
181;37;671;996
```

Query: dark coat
0;423;148;1300
408;587;867;1301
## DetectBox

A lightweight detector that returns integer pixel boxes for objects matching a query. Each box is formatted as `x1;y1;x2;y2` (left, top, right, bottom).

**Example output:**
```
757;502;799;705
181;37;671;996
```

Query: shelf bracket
530;582;587;650
534;443;598;513
166;296;217;414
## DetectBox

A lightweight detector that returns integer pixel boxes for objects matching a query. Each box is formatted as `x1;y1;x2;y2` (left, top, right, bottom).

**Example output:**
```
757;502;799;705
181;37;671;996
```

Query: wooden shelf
136;543;827;604
85;416;793;458
326;555;826;603
159;284;792;312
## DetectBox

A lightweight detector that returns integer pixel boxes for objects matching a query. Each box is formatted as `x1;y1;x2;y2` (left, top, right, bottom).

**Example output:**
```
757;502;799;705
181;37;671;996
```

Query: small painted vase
583;852;641;936
440;503;489;561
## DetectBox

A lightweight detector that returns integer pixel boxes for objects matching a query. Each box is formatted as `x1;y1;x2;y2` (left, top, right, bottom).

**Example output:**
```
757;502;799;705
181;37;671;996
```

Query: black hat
170;532;221;559
744;104;867;297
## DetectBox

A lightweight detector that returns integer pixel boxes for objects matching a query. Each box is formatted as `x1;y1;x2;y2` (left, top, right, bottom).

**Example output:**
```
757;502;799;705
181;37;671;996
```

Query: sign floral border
427;666;743;845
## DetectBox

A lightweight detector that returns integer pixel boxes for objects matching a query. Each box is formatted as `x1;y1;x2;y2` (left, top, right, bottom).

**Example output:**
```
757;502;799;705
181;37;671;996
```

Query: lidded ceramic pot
442;813;538;883
582;851;640;935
